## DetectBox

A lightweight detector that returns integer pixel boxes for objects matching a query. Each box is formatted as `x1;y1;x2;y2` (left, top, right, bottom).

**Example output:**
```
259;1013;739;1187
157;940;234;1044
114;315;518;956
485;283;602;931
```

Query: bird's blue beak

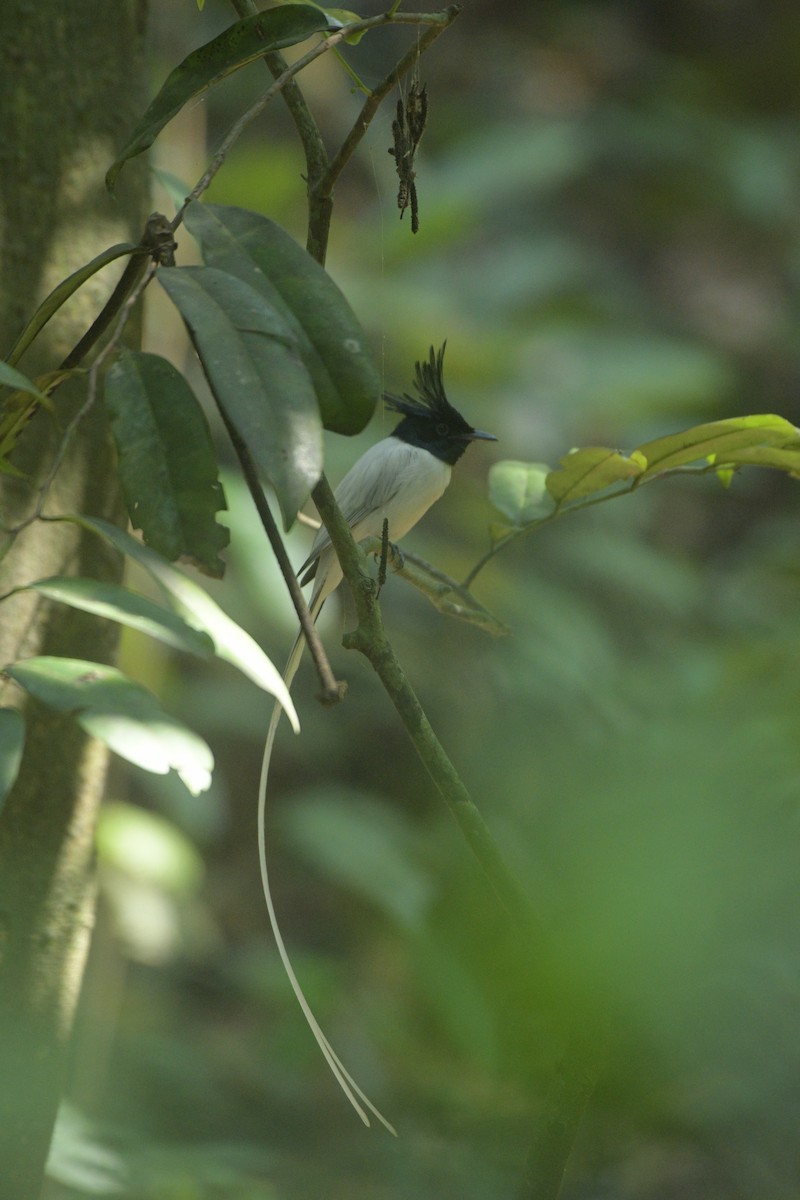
458;428;497;442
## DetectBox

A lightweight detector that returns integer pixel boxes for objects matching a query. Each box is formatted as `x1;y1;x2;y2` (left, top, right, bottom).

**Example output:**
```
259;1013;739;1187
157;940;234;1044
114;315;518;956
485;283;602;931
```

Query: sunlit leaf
26;576;214;657
489;460;554;526
0;708;25;812
546;447;645;505
106;5;339;190
82;709;212;796
159;265;322;527
6;657;213;795
55;515;299;732
184;202;379;435
636;414;799;477
104;350;229;577
721;442;800;474
5;244;138;366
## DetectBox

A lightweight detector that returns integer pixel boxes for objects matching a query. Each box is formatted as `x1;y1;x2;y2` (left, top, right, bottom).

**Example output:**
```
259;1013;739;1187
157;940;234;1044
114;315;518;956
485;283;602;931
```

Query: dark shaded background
45;1;800;1197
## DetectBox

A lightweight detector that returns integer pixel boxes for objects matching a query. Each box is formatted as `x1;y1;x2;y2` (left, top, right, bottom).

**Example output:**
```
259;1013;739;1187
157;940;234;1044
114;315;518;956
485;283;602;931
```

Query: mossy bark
0;2;147;1194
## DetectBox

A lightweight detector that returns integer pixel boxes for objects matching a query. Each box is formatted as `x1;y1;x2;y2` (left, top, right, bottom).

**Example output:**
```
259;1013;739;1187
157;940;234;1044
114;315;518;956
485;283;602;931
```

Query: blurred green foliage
46;1;800;1197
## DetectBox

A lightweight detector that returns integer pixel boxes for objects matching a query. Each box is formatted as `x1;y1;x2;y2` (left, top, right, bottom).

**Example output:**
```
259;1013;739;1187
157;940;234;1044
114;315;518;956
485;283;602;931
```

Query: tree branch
311;474;548;947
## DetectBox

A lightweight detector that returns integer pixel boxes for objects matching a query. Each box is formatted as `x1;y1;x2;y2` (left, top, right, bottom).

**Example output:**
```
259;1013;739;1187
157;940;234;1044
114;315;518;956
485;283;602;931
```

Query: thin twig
312;474;549;947
360;537;509;636
171;7;460;235
322;10;461;196
463;462;732;587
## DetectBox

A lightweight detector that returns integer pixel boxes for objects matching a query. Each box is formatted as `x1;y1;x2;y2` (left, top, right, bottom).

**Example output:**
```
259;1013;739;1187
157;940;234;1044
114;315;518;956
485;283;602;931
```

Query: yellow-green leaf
546;447;645;506
636;414;798;477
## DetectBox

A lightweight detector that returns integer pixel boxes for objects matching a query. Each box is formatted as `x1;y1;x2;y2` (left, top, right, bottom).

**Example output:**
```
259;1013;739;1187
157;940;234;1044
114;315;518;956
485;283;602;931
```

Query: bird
257;343;496;1131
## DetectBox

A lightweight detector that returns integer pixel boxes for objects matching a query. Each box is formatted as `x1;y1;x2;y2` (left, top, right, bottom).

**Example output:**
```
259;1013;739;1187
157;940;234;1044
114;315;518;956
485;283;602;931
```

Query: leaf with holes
104;350;228;577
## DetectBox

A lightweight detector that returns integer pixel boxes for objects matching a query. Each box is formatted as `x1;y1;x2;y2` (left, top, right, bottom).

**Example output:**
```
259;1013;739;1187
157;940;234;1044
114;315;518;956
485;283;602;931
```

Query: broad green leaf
489;460;554;527
5;244;138;366
159;265;322;527
0;708;25;811
106;6;339;191
6;657;213;795
81;710;212;795
0;361;49;402
636;415;799;477
55;515;299;732
26;576;215;657
104;350;229;577
183;203;379;435
546;447;645;505
721;441;800;474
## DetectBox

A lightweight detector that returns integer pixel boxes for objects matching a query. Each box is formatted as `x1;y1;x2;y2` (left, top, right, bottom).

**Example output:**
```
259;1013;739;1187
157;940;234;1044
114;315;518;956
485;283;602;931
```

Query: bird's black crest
384;343;466;426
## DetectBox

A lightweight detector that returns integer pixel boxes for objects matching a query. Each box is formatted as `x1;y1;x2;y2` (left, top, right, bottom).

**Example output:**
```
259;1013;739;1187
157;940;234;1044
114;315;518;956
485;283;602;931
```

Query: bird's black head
385;344;496;465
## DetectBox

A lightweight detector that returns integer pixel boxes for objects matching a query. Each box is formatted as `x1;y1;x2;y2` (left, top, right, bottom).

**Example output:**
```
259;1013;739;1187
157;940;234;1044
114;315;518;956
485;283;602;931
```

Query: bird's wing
298;440;404;581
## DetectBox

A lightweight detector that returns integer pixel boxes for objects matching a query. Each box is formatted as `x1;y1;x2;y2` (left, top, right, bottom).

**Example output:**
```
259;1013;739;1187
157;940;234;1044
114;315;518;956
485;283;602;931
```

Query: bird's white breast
311;439;452;605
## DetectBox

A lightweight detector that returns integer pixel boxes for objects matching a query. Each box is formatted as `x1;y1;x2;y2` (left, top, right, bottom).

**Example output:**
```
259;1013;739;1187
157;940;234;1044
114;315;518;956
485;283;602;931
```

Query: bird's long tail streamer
257;601;397;1135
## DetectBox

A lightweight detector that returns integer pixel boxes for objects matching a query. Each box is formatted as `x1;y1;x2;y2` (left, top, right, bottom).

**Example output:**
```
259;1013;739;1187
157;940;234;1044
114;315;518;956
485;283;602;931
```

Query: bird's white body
305;437;453;608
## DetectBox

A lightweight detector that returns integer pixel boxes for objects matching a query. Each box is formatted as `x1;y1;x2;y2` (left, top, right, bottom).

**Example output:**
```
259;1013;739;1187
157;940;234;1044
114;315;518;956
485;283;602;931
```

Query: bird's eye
435;422;449;436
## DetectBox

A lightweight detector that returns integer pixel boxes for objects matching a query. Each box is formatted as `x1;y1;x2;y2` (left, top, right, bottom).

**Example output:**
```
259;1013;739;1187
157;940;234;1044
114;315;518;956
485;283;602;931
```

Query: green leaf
183;203;379;435
55;515;299;732
26;577;215;657
5;244;139;366
304;2;365;43
106;6;339;191
6;657;213;795
159;265;323;527
104;350;229;577
636;414;799;477
326;10;365;44
0;361;49;402
721;441;800;474
546;447;645;505
488;460;554;526
0;708;25;811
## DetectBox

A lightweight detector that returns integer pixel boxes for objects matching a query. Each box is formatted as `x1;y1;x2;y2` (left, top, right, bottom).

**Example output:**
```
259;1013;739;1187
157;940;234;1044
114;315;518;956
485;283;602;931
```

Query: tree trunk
0;3;147;1195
